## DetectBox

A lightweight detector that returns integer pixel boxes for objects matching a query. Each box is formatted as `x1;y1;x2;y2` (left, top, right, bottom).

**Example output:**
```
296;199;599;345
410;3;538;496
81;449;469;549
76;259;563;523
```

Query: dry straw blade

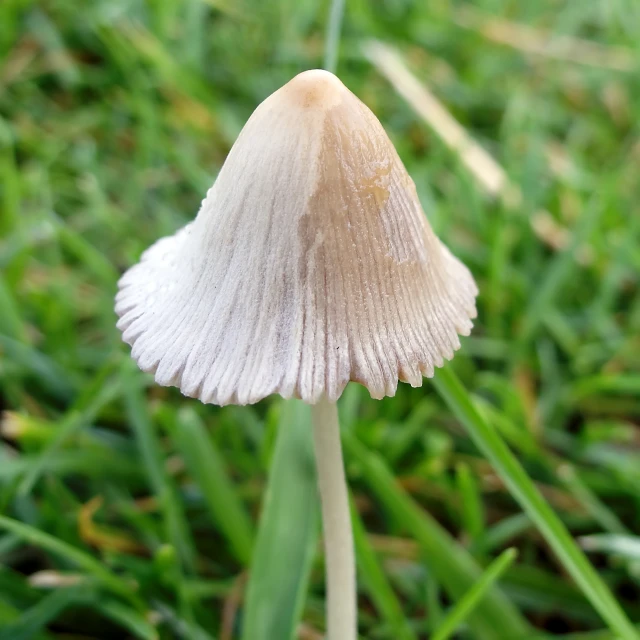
362;40;510;200
362;40;579;254
454;6;636;72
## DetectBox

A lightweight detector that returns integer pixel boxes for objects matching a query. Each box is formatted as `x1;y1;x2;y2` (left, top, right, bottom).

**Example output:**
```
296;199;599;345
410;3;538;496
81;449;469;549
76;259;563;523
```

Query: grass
1;0;639;638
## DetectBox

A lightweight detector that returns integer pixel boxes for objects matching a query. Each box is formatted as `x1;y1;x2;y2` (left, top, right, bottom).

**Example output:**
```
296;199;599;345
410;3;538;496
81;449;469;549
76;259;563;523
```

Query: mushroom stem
311;397;356;640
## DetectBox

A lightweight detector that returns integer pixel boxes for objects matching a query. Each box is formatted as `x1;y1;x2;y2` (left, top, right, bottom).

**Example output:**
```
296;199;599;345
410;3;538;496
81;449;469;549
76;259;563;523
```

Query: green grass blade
171;407;254;566
343;433;530;640
0;584;96;640
123;378;198;628
350;497;417;640
323;0;347;73
19;358;125;495
56;223;120;287
476;513;531;555
431;548;518;640
98;600;159;640
242;400;319;640
124;380;196;571
0;515;142;609
518;201;604;345
432;367;639;640
0;276;26;342
570;375;640;400
456;462;485;543
0;335;74;400
527;626;640;640
559;465;629;536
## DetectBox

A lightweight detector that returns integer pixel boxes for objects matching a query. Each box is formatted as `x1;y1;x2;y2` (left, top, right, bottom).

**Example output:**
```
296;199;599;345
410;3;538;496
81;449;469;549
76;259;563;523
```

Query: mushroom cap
115;69;478;406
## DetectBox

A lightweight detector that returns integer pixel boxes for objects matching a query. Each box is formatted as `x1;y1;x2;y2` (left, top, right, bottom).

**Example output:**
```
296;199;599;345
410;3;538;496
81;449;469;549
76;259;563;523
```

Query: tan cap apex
280;69;345;110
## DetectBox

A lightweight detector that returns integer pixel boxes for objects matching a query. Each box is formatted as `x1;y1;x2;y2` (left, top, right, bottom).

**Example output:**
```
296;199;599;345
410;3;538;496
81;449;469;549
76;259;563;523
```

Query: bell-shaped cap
116;69;478;406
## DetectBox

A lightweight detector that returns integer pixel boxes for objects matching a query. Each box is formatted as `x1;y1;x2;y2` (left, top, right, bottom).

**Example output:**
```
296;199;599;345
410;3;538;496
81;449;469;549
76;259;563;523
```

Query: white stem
311;397;357;640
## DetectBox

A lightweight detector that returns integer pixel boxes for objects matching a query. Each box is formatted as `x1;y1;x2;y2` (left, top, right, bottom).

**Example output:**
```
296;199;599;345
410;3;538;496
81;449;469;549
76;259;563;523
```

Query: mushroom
116;69;478;639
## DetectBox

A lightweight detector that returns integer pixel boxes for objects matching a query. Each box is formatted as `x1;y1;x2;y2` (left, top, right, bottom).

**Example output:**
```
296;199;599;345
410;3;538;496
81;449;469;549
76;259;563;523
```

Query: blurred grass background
1;0;640;638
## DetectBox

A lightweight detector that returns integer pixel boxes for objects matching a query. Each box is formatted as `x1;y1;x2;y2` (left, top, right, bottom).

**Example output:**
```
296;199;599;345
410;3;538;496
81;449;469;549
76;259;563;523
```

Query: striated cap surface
115;69;478;406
